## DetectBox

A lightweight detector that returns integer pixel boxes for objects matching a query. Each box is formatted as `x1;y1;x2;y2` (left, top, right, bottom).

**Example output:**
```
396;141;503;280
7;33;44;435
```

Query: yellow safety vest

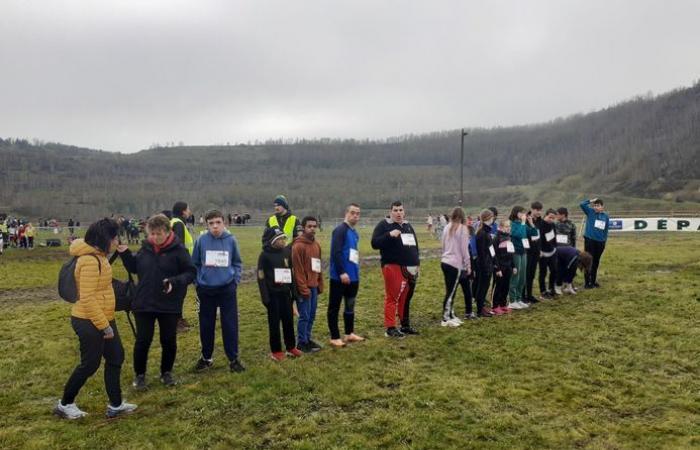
170;217;194;255
0;223;7;233
268;214;298;238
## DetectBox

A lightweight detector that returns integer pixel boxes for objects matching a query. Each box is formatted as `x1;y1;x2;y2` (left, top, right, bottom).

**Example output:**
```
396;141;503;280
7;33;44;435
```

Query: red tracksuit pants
382;264;410;328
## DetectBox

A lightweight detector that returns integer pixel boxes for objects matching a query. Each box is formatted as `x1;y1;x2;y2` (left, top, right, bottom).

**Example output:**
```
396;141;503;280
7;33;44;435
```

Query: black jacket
257;243;294;305
537;219;557;253
120;236;196;314
493;231;513;271
529;216;543;254
475;224;498;272
371;219;420;267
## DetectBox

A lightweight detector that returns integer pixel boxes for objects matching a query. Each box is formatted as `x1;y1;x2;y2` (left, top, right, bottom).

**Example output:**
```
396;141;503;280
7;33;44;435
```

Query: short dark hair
488;206;498;217
390;201;403;209
301;216;318;227
531;201;543;210
172;201;188;218
205;209;224;222
345;203;361;213
557;207;569;217
84;218;120;254
545;208;557;216
509;206;526;221
592;198;604;206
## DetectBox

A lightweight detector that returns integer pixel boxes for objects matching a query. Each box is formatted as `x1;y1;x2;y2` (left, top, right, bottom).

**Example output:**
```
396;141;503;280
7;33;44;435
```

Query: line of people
53;195;609;420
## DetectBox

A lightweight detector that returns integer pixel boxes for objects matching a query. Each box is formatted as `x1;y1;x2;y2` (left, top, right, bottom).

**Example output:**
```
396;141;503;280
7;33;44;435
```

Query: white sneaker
517;301;530;309
440;319;460;328
508;302;522;310
563;284;576;295
554;286;563;295
54;400;87;420
106;401;138;418
451;316;464;325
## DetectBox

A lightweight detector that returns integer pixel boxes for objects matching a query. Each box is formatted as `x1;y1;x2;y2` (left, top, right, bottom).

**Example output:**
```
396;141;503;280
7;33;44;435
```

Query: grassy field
0;228;698;449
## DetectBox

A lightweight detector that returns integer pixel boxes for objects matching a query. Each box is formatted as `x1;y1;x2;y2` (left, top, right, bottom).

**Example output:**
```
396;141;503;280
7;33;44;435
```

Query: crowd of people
52;195;610;420
0;217;37;252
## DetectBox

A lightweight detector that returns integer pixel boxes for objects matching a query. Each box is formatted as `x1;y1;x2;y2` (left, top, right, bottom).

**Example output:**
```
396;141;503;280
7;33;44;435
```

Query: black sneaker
229;359;246;373
464;312;478;320
384;327;405;338
194;358;213;372
593;282;601;288
298;342;313;353
308;340;322;352
527;296;540;304
132;374;147;390
541;292;553;300
584;283;594;289
399;326;420;335
160;371;177;386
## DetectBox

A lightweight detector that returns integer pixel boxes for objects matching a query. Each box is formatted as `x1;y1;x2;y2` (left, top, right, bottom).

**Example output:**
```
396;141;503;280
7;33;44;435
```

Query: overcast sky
1;0;700;153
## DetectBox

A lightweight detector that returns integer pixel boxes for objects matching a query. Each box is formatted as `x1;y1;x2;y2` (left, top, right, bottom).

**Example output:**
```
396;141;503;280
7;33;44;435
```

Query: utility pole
459;128;468;206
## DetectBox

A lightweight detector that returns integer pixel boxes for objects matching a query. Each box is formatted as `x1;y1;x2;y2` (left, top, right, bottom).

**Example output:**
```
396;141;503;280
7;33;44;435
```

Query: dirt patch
0;286;58;306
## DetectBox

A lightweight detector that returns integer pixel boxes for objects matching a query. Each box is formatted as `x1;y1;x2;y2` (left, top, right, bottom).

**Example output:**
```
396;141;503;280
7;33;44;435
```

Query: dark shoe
384;327;405;338
527;296;540;304
593;282;601;288
464;312;478;320
176;318;190;333
308;340;322;352
584;283;594;289
229;359;246;373
160;371;177;386
194;358;213;372
298;342;313;353
400;326;420;335
541;291;553;300
132;374;147;390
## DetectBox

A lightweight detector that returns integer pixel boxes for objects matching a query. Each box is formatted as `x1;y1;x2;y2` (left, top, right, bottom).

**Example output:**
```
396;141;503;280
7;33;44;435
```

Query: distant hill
2;82;699;219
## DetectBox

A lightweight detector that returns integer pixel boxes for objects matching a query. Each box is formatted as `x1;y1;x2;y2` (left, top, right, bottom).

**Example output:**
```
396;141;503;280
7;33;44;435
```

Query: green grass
0;233;698;449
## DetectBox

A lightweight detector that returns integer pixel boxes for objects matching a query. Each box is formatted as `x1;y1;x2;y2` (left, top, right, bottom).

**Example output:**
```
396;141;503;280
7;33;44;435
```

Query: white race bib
311;257;322;273
545;230;555;241
205;250;229;267
400;233;416;246
489;245;496;257
556;234;569;244
274;268;292;283
349;248;359;264
522;238;530;249
506;241;515;253
594;219;606;230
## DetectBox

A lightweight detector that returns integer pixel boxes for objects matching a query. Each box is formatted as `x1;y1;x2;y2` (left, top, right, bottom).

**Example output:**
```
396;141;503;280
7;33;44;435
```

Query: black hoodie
119;235;196;314
493;230;513;271
257;229;294;305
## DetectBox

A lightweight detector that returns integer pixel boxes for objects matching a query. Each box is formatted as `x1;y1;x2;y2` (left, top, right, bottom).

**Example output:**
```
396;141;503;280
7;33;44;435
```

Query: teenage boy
192;210;245;373
580;198;610;288
525;202;543;303
537;209;558;298
555;207;577;248
292;216;324;353
328;203;364;347
371;201;420;338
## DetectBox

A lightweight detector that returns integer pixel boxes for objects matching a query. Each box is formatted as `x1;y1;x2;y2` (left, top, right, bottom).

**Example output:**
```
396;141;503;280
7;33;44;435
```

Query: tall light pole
459;128;468;206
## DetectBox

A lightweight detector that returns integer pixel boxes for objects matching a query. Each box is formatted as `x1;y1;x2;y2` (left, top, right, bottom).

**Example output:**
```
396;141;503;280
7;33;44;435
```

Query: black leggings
327;279;359;339
584;237;606;284
266;291;296;352
474;267;491;314
62;318;124;407
493;269;511;308
400;268;417;328
133;312;179;375
440;263;472;319
538;254;557;293
526;250;540;299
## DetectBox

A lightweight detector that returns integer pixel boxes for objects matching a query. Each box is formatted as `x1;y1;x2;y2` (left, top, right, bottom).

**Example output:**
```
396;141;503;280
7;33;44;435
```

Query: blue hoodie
192;230;242;288
580;200;610;242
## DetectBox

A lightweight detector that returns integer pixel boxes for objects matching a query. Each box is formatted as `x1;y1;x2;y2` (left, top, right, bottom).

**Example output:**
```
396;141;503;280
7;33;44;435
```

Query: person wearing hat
265;195;302;242
257;228;302;361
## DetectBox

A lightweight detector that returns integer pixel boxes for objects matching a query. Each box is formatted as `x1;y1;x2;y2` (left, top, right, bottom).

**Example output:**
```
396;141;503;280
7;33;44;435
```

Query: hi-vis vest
170;217;194;255
0;222;7;233
268;214;298;238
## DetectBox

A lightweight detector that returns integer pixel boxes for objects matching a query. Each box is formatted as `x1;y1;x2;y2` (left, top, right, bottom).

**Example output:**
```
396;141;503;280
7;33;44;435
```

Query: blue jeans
297;287;318;345
197;283;239;361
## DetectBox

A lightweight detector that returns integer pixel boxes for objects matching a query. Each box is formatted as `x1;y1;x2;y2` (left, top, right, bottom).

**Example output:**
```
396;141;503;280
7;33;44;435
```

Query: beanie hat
273;195;289;211
262;227;287;247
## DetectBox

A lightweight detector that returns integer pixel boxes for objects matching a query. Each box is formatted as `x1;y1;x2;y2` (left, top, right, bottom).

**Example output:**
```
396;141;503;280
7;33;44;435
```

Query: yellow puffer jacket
69;239;115;330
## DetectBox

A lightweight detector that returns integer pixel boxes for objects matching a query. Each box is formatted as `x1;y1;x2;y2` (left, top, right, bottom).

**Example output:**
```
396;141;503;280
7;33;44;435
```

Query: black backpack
58;255;100;303
109;252;136;312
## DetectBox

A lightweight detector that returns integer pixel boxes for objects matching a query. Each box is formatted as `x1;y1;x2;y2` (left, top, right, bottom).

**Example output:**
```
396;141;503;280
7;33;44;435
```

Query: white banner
609;218;700;232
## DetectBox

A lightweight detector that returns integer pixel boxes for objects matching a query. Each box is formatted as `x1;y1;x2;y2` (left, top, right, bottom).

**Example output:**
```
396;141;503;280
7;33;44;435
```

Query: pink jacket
440;222;471;272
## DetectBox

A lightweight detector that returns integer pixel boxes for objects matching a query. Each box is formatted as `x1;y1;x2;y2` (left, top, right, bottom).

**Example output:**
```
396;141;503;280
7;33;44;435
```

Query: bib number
594;219;606;230
506;241;515;253
205;250;229;267
274;268;292;283
349;248;359;264
545;230;555;241
311;257;322;273
556;234;569;244
401;233;416;246
522;238;530;249
489;245;496;257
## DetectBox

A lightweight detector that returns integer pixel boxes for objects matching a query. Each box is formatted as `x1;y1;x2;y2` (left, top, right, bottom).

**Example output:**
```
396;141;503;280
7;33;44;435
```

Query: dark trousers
474;267;491;314
538;254;557;294
62;318;124;407
197;283;239;361
401;269;417;328
133;312;179;375
440;263;473;319
584;237;606;285
493;269;512;308
266;292;296;352
526;250;540;299
556;262;578;285
328;279;359;339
